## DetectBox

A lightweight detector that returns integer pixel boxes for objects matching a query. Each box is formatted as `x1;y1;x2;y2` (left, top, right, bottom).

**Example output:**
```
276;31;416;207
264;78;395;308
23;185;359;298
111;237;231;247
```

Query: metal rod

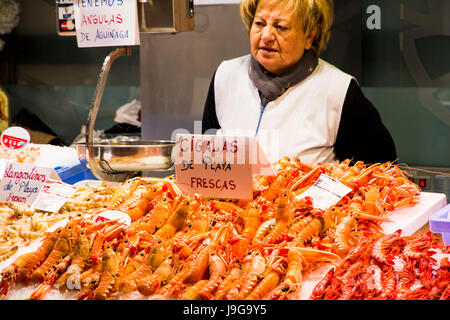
85;46;132;179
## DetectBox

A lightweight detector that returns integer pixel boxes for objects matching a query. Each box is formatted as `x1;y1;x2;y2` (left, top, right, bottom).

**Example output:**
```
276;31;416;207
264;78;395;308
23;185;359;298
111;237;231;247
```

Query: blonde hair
240;0;334;56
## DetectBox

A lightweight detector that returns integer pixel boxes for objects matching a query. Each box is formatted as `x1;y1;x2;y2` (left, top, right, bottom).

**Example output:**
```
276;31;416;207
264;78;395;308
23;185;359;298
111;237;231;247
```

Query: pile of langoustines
0;158;448;300
0;182;116;263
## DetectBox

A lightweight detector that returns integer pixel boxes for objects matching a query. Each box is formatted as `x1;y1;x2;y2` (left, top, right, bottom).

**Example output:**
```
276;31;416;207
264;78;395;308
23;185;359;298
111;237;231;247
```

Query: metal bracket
85;46;132;178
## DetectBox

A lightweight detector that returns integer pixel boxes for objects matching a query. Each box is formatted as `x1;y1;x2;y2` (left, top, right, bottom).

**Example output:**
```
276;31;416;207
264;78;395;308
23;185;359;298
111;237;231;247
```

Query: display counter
0;152;448;300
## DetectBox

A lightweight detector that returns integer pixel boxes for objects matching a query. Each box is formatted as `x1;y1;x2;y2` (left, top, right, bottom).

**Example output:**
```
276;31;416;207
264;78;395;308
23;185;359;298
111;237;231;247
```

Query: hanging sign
73;0;140;48
174;135;275;200
1;126;30;150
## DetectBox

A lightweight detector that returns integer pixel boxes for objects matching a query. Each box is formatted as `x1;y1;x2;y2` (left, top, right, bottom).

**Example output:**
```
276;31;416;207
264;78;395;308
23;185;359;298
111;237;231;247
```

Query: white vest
214;55;353;164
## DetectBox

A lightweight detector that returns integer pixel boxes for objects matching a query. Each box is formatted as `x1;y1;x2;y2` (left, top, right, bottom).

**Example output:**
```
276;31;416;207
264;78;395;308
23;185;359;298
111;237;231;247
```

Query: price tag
93;210;131;227
295;174;352;210
73;0;140;48
31;179;78;213
0;161;52;205
1;127;30;150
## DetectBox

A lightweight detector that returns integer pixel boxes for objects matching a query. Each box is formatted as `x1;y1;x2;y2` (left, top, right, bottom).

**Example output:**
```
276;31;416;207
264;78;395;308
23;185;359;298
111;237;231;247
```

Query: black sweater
202;73;397;164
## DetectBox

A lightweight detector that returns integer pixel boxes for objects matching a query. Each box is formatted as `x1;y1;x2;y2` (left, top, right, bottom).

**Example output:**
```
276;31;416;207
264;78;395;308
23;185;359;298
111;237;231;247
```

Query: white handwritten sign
73;0;140;48
174;135;253;199
295;174;352;210
174;135;275;200
0;161;52;205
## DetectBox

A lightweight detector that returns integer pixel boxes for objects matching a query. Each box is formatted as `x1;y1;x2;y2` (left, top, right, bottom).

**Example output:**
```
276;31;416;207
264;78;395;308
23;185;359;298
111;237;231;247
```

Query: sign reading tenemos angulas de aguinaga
73;0;140;48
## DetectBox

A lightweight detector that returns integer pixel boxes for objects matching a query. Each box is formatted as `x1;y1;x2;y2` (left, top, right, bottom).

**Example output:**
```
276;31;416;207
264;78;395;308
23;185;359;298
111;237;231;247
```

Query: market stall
0;155;449;300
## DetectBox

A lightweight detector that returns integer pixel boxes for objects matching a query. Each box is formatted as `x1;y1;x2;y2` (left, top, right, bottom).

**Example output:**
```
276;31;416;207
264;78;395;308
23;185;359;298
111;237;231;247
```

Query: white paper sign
0;161;52;205
31;179;78;213
174;134;276;199
174;134;254;200
295;174;352;210
74;0;140;48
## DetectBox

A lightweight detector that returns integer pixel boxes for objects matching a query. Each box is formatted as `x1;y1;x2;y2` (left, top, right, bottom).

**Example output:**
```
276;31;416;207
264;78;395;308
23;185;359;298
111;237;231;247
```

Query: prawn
93;243;119;300
261;193;291;244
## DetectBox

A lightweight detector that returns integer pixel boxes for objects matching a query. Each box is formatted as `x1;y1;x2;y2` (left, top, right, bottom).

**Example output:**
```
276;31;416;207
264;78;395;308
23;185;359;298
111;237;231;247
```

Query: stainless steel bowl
77;140;175;182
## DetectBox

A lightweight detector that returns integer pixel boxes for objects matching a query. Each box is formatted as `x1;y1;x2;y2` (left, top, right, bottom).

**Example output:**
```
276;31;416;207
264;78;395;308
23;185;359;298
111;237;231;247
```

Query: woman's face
250;0;313;75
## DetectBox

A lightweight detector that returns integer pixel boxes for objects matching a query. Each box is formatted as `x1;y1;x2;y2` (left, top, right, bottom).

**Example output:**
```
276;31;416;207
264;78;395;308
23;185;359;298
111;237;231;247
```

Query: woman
202;0;397;164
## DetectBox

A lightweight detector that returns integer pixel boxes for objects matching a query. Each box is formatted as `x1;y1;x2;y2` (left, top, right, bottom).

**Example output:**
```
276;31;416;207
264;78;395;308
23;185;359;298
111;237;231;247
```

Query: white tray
381;192;447;236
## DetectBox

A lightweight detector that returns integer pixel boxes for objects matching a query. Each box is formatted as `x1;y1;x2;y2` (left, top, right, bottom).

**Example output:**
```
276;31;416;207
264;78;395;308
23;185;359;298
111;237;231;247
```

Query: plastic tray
429;204;450;246
54;159;98;185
